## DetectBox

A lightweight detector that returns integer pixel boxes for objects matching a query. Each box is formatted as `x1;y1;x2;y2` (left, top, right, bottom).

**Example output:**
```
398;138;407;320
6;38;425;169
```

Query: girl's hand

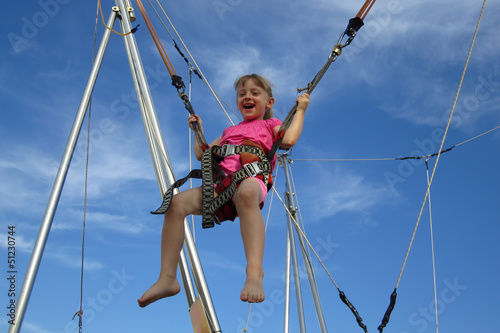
188;114;203;132
296;93;310;112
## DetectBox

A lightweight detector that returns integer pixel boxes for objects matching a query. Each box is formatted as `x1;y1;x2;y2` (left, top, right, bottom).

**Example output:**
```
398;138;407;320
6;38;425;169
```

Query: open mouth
243;104;255;109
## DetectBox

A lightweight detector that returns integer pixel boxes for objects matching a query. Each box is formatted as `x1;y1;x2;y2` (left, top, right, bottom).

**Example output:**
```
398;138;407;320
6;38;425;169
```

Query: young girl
138;74;309;307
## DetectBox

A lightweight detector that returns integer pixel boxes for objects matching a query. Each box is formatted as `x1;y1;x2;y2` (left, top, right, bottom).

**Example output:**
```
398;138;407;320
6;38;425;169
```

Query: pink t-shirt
218;118;282;175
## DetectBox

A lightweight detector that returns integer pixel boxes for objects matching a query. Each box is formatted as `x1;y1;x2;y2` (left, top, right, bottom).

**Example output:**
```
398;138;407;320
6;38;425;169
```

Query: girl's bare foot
240;276;265;303
138;277;181;308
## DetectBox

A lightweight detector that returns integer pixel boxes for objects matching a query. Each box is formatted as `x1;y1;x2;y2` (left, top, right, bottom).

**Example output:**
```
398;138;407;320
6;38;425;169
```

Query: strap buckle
220;144;237;157
243;161;262;177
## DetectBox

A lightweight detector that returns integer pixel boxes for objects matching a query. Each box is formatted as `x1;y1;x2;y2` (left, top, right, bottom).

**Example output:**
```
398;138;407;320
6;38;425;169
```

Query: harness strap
212;144;266;160
151;144;271;229
200;147;218;228
151;169;203;215
204;159;271;228
201;145;271;228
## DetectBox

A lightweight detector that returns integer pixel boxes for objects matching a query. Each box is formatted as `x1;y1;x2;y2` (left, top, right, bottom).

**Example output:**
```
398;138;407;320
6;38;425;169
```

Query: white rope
426;159;439;333
151;0;239;125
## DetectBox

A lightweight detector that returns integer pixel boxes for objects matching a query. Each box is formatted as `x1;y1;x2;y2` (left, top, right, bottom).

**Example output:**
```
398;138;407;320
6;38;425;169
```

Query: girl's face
236;79;274;121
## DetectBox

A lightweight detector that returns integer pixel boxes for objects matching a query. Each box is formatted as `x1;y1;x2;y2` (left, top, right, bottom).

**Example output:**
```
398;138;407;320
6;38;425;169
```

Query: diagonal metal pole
117;3;197;307
8;9;119;333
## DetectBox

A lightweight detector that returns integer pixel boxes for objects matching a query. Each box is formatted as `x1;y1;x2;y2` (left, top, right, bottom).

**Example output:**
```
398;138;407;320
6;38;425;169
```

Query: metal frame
280;152;328;333
10;3;330;333
9;2;220;332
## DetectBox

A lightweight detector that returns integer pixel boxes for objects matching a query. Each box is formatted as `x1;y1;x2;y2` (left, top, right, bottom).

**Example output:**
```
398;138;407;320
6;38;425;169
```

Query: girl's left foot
240;276;265;303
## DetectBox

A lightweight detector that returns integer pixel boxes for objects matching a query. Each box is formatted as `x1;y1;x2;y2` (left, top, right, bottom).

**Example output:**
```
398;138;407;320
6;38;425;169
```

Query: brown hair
234;74;274;119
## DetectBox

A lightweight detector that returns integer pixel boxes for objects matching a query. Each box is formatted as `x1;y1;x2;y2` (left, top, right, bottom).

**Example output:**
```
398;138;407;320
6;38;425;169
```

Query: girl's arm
277;93;310;148
188;115;221;161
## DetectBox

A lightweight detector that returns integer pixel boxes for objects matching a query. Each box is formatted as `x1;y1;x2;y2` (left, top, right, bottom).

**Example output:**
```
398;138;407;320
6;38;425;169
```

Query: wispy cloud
52;208;147;235
21;321;58;333
0;232;34;253
45;246;104;272
302;164;396;222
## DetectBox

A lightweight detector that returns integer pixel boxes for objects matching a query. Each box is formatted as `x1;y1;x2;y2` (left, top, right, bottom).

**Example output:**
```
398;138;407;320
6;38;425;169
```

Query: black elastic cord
378;288;398;332
338;290;368;333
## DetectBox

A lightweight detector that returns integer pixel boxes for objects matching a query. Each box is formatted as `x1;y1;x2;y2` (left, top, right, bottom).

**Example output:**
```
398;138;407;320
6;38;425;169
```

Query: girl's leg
233;178;266;303
138;187;203;308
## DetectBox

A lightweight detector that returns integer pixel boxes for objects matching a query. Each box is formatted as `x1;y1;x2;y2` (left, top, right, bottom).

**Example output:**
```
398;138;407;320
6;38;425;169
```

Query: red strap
273;128;286;143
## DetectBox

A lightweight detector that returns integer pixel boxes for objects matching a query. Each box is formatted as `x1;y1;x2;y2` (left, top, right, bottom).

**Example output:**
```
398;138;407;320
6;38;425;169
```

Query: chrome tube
115;1;220;330
282;156;307;333
283;215;291;333
117;5;197;305
8;10;118;333
282;155;328;332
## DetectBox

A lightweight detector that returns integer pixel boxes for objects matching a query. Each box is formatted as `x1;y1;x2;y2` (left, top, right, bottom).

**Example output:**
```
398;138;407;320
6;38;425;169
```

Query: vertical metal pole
8;10;118;333
282;155;307;333
114;1;220;331
283;216;291;333
282;155;328;333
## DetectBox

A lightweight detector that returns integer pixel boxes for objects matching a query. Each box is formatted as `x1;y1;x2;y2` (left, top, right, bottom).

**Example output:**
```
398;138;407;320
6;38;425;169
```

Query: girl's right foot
138;277;181;308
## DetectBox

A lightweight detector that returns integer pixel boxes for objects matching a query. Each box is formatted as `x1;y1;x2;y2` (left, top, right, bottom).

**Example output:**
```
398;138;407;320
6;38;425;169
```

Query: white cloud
52;209;147;235
304;165;395;221
0;232;34;253
21;321;59;333
45;247;104;272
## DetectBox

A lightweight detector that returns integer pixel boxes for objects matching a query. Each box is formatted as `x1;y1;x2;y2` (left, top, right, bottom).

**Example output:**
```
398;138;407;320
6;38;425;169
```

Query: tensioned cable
292;124;500;163
395;0;487;290
272;185;372;332
264;166;280;232
425;159;439;333
454;124;500;147
135;0;177;77
73;3;100;331
271;187;340;289
150;0;238;125
294;157;396;162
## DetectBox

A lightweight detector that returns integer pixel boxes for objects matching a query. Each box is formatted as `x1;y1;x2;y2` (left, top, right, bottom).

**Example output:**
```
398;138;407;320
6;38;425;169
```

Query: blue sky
1;0;499;332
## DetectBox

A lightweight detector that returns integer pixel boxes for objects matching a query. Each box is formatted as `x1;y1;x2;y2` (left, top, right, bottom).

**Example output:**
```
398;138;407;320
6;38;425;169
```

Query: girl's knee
169;188;202;217
234;183;261;209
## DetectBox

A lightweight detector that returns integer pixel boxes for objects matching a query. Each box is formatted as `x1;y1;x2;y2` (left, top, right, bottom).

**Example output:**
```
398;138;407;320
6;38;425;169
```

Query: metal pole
117;9;197;306
282;155;328;333
8;10;118;333
115;1;220;331
282;155;307;333
283;216;291;333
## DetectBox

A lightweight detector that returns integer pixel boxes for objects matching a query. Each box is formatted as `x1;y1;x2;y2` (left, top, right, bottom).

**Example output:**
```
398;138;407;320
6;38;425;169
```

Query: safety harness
151;139;273;228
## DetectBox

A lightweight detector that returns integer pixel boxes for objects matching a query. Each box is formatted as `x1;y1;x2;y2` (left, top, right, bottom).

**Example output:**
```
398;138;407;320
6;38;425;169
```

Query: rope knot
72;309;83;320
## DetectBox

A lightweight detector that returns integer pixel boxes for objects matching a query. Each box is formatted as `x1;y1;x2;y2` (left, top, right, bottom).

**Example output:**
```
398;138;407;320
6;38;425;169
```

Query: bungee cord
134;0;209;150
395;0;487;292
357;0;377;20
380;3;488;331
268;0;375;162
146;0;239;125
271;184;369;333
